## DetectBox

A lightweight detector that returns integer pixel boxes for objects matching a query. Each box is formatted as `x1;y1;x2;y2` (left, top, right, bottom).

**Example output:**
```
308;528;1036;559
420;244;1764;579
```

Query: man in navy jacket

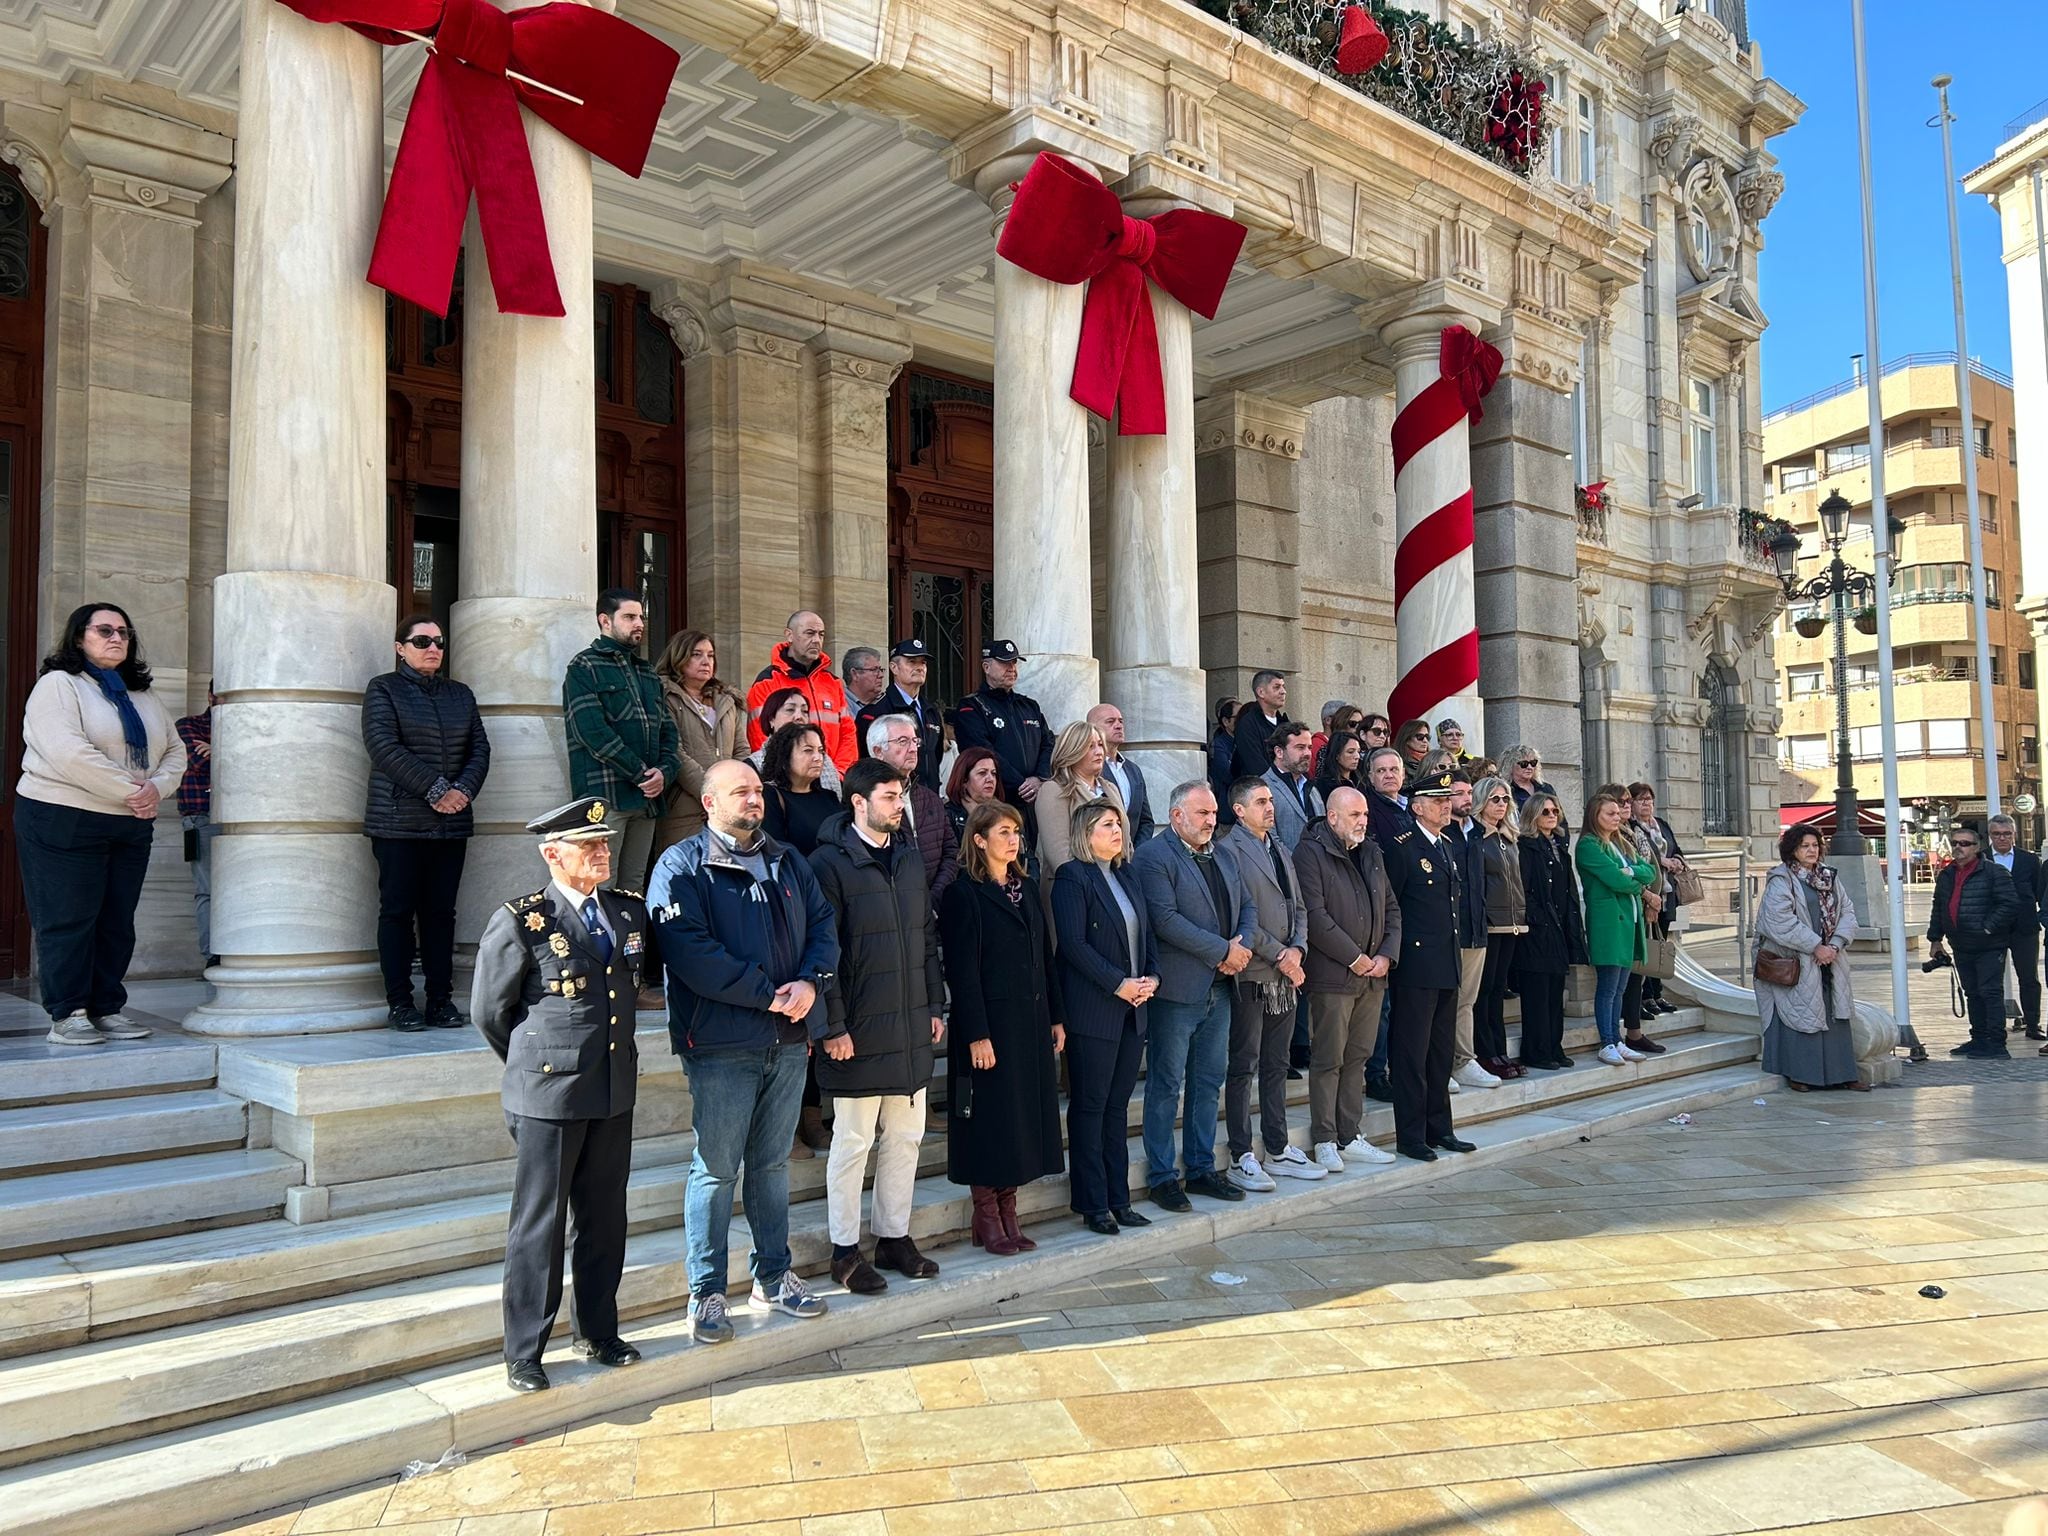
649;759;839;1346
1989;813;2046;1042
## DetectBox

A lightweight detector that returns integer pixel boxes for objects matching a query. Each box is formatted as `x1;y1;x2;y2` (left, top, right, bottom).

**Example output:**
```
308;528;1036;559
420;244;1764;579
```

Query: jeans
681;1043;808;1298
371;837;469;1008
182;813;221;958
1593;964;1630;1047
14;797;154;1021
1142;983;1230;1187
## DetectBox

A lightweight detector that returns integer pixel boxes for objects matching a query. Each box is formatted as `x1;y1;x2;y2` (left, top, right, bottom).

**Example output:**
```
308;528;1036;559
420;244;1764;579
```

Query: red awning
1779;802;1889;836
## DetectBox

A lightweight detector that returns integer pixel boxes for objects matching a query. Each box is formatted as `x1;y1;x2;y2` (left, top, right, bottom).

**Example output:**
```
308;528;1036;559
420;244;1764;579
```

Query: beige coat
1034;774;1127;881
655;679;743;855
1753;864;1858;1034
17;671;185;817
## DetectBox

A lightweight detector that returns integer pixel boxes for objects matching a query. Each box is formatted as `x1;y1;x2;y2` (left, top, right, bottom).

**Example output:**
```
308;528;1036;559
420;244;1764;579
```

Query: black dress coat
1050;860;1157;1044
939;873;1066;1188
1513;833;1589;976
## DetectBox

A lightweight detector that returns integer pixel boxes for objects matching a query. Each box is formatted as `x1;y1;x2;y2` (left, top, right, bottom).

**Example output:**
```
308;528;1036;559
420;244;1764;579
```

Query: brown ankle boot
997;1187;1035;1251
789;1133;812;1160
970;1187;1020;1254
798;1105;832;1150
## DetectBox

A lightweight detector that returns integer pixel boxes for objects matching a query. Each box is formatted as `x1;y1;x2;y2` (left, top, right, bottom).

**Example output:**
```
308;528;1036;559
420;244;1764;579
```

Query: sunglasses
1487;793;1512;803
404;635;447;650
1517;759;1539;769
87;624;133;641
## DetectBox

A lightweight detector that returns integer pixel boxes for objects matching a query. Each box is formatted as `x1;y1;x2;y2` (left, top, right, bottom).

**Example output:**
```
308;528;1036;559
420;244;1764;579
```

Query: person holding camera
1928;826;2021;1059
1752;826;1863;1092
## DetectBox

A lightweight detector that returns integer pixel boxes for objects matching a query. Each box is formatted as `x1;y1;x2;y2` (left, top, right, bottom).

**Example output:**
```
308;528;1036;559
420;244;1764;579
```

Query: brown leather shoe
789;1134;813;1160
830;1251;887;1295
996;1186;1036;1251
873;1234;940;1278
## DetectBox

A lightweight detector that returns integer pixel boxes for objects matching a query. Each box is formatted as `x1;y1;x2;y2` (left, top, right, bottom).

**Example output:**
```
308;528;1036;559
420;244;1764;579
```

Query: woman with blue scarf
14;603;186;1046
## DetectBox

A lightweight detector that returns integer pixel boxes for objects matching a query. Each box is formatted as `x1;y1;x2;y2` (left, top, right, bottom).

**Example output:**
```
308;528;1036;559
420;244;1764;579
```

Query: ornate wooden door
888;367;994;710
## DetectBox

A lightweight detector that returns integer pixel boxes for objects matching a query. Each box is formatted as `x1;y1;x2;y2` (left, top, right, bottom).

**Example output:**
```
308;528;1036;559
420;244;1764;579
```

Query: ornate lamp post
1768;489;1897;856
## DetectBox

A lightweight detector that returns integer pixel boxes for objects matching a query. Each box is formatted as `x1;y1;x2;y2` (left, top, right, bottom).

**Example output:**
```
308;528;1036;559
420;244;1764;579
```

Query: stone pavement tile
1556;1423;1773;1470
453;1516;548;1536
855;1399;1089;1472
1016;1446;1184;1491
802;1515;888;1536
968;1346;1124;1404
877;1486;1137;1535
1667;1442;1983;1527
787;1420;869;1482
1341;1440;1587;1493
189;1514;302;1536
1170;1424;1401;1476
709;1469;955;1526
540;1493;717;1535
1871;1434;2046;1502
384;1446;639;1524
1266;1464;1368;1501
628;1426;792;1496
712;1368;924;1429
288;1481;392;1533
1253;1362;1492;1429
1119;1470;1291;1518
1442;1477;1603;1535
1063;1386;1229;1450
904;1360;985;1411
1207;1485;1468;1535
1748;1514;1960;1535
1008;1519;1230;1536
559;1390;713;1444
1927;1422;2048;1485
1921;1495;2048;1533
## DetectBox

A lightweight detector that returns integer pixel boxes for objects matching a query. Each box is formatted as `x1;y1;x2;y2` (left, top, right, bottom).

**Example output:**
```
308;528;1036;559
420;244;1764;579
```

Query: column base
184;959;388;1036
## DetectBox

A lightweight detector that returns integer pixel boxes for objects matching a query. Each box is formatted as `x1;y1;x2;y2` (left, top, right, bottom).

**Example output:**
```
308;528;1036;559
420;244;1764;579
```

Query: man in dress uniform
471;796;648;1394
1381;768;1479;1163
950;639;1053;815
854;638;945;793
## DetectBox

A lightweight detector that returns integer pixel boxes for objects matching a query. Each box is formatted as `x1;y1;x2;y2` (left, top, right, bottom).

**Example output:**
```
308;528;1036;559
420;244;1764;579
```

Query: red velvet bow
1440;324;1503;421
277;0;679;317
1336;7;1390;74
994;153;1247;436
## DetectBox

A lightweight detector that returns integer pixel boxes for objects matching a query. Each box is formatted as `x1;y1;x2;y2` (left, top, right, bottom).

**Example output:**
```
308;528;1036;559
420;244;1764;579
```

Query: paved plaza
196;1014;2048;1536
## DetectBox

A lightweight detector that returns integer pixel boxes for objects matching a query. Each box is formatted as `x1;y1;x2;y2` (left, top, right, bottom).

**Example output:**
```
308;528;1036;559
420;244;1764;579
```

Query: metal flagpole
1851;0;1912;1030
1931;76;2003;818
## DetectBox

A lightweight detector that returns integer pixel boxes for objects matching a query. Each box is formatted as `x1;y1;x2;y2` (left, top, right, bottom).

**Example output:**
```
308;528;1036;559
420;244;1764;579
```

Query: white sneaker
1616;1042;1647;1062
1454;1060;1501;1090
91;1012;152;1040
1597;1044;1627;1067
1448;1075;1461;1094
46;1011;104;1047
1230;1151;1277;1192
1313;1141;1346;1173
1341;1135;1397;1165
1265;1145;1328;1181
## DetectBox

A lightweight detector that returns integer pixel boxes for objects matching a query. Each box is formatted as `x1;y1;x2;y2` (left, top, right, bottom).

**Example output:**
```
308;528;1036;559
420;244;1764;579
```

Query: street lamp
1774;488;1893;856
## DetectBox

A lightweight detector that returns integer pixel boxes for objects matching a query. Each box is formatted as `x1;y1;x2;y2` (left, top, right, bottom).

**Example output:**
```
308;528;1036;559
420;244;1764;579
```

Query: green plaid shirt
562;637;682;815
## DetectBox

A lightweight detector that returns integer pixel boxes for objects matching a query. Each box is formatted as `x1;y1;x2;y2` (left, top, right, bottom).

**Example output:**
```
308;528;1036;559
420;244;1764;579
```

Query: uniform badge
624;931;644;958
587;800;607;824
991;716;1005;729
549;933;571;958
524;912;546;932
1419;857;1434;874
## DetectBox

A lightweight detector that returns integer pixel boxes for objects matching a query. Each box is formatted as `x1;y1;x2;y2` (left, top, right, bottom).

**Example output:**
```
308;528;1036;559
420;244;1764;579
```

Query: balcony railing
1734;506;1785;570
1577;501;1609;546
2004;96;2048;143
1763;352;2016;425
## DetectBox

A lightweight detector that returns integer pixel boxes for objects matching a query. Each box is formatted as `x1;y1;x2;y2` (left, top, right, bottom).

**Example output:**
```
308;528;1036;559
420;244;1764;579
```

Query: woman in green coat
1575;789;1659;1068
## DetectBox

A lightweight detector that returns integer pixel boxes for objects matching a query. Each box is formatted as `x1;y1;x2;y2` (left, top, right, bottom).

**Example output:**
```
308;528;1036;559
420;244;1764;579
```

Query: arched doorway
385;265;687;650
887;365;993;707
0;165;47;975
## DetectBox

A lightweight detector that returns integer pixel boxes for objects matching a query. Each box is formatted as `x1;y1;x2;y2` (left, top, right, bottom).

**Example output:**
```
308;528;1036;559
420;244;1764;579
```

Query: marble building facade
0;0;1797;1031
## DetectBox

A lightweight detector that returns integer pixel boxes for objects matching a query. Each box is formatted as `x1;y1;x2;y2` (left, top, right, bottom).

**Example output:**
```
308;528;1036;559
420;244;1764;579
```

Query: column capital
1193;391;1308;461
59;98;231;225
1114;151;1235;220
649;280;714;362
1373;285;1502;363
1489;308;1584;395
950;106;1135;212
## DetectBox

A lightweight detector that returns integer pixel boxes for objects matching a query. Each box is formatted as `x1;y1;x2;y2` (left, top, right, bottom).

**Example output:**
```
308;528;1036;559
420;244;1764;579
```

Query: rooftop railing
1763;352;2015;426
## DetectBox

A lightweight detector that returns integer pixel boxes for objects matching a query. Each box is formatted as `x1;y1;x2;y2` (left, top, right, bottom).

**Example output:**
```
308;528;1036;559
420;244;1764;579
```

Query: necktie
581;897;613;964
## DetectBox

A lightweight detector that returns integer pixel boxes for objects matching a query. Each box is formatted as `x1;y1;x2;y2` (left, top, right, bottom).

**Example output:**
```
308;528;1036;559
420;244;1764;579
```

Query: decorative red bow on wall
994;153;1247;436
277;0;679;318
1440;324;1503;420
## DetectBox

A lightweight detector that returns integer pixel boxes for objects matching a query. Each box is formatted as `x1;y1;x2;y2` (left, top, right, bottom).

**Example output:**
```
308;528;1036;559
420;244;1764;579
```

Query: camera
1921;950;1953;975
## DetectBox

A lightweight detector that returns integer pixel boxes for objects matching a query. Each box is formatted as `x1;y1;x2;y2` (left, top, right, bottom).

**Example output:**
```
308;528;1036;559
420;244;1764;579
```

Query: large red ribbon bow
278;0;679;318
1440;324;1503;421
994;152;1247;436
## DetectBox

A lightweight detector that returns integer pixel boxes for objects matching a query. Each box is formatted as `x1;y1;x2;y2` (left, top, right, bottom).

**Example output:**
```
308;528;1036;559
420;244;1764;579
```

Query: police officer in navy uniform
950;639;1053;818
471;796;649;1394
1381;768;1479;1162
854;638;945;792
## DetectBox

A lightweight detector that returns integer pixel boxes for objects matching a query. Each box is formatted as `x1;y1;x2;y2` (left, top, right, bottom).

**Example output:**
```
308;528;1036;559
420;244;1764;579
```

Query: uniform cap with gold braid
1407;768;1457;799
526;797;615;843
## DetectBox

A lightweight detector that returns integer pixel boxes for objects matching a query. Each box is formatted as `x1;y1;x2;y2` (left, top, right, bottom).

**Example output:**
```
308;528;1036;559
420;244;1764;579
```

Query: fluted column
449;0;606;934
187;0;393;1034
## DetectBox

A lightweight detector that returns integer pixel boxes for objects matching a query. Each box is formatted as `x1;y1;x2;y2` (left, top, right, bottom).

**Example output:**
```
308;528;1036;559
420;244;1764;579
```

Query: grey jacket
1754;864;1858;1035
1263;768;1324;853
1132;833;1258;1005
1219;822;1308;983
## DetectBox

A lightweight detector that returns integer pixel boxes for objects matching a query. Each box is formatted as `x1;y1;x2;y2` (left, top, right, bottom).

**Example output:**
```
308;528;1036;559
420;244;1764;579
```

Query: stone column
812;317;912;652
955;115;1132;732
186;0;394;1034
1194;391;1309;703
449;0;607;934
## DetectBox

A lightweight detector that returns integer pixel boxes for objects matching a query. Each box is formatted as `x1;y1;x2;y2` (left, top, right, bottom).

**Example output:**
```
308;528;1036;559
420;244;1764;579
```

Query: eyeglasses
884;735;918;748
87;624;132;641
404;635;447;650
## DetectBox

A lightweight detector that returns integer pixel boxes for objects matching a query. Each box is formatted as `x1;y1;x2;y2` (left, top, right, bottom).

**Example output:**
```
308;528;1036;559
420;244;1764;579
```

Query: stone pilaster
1194;392;1308;705
813;318;912;652
188;181;232;705
186;0;394;1034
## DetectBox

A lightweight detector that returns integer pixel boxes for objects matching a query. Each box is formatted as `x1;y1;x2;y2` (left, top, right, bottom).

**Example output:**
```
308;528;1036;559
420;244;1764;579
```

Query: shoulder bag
1670;856;1706;907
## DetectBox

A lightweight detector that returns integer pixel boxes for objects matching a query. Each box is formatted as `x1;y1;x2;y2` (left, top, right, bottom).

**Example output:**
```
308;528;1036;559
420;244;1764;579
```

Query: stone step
0;1010;1731;1353
0;1091;248;1178
0;1037;217;1111
0;1031;1759;1471
0;1148;303;1262
0;1060;1775;1536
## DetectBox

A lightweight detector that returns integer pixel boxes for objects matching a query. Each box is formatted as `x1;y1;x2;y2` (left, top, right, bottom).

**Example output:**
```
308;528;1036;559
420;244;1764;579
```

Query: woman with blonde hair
652;628;743;858
1574;788;1659;1067
1471;775;1526;1079
1032;719;1125;878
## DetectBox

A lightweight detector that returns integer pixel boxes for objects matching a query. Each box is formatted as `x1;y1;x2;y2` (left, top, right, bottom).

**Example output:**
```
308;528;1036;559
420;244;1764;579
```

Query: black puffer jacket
1930;857;2020;954
806;812;944;1097
361;664;490;839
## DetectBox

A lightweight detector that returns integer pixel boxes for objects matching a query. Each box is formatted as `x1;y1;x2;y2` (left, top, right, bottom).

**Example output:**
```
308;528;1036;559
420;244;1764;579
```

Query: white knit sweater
17;671;186;817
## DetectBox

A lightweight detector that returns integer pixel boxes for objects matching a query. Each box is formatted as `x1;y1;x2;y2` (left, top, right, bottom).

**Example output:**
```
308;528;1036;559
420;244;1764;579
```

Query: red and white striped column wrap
1387;324;1503;741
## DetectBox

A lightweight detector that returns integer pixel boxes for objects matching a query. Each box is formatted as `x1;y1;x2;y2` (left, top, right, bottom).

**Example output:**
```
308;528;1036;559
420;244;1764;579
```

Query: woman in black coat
361;615;490;1033
940;800;1065;1257
1511;790;1587;1070
1050;802;1159;1236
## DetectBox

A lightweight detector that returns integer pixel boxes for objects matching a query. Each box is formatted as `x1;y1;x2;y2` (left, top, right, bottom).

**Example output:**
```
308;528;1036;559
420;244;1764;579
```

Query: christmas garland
1195;0;1551;178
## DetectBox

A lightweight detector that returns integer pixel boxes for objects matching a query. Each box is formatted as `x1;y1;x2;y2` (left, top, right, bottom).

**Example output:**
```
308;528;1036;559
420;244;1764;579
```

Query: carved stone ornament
0;137;57;218
1734;161;1786;227
1647;113;1703;184
652;293;710;361
1745;594;1787;651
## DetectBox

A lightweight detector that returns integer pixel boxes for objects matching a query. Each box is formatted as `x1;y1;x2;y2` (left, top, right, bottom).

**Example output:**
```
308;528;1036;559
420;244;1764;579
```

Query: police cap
526;797;615;842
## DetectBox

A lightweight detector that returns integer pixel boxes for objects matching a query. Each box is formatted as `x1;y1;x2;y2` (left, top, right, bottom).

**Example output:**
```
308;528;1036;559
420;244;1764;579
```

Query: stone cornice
58;97;230;225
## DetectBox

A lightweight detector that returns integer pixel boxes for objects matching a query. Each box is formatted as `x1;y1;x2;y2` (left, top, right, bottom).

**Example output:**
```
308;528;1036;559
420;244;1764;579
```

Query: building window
2010;426;2019;463
1689;378;1719;505
1974;419;1992;457
2022;653;2036;691
1981;493;1998;533
1823;441;1868;473
1779;462;1815;491
1575;90;1596;189
1926;719;1969;755
1700;664;1742;836
1548;74;1567;182
1571;335;1590;483
1689;209;1719;271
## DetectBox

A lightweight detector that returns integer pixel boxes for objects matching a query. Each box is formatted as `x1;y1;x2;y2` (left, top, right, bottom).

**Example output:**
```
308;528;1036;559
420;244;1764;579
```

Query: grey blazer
1219;822;1308;983
1132;834;1259;1006
1262;768;1323;853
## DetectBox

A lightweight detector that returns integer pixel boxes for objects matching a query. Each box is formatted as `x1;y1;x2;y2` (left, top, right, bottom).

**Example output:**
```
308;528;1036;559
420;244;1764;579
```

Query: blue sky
1753;2;2048;411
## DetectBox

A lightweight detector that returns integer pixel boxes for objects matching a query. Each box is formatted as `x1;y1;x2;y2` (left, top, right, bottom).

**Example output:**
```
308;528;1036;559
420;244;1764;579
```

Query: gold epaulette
505;889;549;915
1394;831;1413;843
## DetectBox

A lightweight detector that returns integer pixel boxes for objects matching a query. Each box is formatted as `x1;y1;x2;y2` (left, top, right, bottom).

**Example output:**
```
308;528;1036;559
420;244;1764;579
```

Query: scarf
1001;869;1025;906
1795;860;1844;943
86;666;149;770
